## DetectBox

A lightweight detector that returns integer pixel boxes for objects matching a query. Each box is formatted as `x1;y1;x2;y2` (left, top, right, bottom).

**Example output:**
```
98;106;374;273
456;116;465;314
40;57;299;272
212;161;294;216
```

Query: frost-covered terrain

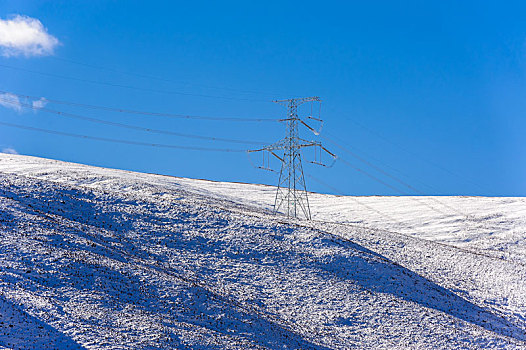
0;153;524;349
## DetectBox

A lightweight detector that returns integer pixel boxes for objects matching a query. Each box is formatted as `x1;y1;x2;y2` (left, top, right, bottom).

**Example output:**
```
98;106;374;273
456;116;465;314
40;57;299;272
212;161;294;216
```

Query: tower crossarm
297;141;318;149
247;139;287;153
273;96;320;107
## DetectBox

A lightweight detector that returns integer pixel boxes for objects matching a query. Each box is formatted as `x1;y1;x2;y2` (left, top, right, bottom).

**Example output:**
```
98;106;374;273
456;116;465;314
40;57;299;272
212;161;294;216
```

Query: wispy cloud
0;92;48;113
0;15;59;57
1;147;18;155
0;92;22;112
32;97;47;110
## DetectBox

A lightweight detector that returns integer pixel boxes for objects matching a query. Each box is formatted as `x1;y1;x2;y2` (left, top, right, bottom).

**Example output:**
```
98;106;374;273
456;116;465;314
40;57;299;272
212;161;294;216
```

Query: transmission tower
248;97;336;220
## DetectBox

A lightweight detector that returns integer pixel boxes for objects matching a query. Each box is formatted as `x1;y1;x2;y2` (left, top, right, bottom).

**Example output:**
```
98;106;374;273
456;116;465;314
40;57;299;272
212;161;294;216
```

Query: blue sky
0;0;525;196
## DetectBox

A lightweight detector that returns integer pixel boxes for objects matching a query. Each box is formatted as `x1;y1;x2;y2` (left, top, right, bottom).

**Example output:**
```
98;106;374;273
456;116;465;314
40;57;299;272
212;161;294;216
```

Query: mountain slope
0;153;524;349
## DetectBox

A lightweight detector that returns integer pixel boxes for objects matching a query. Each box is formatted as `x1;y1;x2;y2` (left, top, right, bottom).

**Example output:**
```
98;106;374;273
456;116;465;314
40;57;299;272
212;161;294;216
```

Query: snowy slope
0;153;524;349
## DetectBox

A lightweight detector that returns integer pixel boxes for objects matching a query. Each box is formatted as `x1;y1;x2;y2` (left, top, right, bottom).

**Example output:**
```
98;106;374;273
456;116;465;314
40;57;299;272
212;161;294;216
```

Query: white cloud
0;92;47;113
32;97;47;110
0;92;22;112
0;15;59;57
1;147;18;155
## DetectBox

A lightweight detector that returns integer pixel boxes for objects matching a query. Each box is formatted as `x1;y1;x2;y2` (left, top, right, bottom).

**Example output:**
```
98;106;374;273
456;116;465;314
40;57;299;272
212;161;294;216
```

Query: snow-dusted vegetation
0;153;524;349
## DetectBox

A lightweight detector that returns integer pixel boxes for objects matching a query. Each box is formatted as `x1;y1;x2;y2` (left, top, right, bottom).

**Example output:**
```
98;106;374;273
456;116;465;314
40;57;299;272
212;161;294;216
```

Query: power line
336;157;452;216
50;56;282;97
341;114;495;195
324;131;440;193
0;121;245;152
307;173;402;224
321;132;467;216
0;96;267;145
321;124;474;218
337;157;408;196
0;63;268;102
307;175;481;252
0;90;279;122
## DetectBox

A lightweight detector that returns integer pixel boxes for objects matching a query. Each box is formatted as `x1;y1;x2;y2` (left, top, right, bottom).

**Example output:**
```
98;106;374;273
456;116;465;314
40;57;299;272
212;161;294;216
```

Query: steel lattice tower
273;97;314;219
248;96;335;220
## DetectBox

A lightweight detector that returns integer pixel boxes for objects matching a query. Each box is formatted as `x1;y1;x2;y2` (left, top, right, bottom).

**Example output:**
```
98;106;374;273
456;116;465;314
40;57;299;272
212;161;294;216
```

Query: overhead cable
307;173;402;224
0;121;245;153
340;117;494;195
51;56;282;97
321;133;467;216
0;63;268;102
0;90;279;122
0;96;267;145
336;157;451;216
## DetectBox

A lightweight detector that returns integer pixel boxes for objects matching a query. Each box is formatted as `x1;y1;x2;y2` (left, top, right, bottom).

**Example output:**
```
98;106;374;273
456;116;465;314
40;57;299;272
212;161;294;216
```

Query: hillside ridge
0;153;524;349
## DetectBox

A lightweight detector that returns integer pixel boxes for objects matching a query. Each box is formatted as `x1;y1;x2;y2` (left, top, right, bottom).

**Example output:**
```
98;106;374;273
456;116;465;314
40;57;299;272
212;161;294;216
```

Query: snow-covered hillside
0;153;524;349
